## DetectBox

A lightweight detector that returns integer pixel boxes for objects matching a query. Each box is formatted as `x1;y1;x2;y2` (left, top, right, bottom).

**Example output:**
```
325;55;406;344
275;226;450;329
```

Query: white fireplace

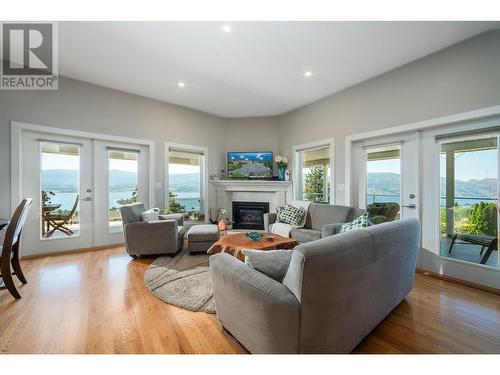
209;180;294;225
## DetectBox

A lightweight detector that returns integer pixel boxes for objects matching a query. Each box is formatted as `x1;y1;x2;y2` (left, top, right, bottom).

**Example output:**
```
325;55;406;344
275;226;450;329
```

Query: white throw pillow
242;249;292;281
141;208;160;222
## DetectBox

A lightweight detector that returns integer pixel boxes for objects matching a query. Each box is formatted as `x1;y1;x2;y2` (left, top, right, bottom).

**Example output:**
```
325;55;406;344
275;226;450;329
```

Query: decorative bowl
245;232;263;241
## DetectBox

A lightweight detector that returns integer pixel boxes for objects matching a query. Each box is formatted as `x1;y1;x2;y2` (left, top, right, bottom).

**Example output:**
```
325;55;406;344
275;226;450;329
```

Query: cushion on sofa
339;213;371;233
187;224;220;242
306;204;354;231
277;204;307;226
290;228;322;243
141;208;160;222
242;249;292;281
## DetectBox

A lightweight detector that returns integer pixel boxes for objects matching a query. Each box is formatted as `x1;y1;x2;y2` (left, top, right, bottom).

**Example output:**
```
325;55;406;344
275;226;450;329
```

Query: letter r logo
2;23;53;75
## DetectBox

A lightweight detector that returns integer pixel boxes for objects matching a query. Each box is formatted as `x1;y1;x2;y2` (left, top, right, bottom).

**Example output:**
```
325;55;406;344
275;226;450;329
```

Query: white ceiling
57;21;499;117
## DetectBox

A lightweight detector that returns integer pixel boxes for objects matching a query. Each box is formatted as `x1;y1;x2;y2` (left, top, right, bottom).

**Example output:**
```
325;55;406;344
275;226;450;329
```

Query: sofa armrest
263;212;277;231
210;253;300;353
123;220;178;255
159;213;184;226
321;223;344;238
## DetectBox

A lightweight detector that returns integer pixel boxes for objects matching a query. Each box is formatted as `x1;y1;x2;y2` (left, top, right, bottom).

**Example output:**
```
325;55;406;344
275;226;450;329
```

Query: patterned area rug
144;249;215;313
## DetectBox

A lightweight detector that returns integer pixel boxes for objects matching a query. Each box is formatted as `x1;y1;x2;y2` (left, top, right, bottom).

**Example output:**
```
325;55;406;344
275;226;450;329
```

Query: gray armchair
210;219;421;353
120;203;185;257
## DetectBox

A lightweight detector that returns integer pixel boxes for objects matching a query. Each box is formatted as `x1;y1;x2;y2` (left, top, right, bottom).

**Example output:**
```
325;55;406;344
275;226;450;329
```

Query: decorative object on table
245;231;263;241
1;198;32;299
275;155;288;181
145;248;215;313
218;217;229;233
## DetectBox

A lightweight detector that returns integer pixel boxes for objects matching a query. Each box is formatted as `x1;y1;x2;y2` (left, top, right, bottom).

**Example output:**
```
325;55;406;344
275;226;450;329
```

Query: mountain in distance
169;173;200;193
42;169;200;193
42;170;496;198
42;169;139;191
368;172;497;198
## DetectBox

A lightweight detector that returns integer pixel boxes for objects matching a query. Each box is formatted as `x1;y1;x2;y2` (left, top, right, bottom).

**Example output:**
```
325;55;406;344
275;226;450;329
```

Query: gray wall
224;116;280;174
0;76;231;218
278;30;500;204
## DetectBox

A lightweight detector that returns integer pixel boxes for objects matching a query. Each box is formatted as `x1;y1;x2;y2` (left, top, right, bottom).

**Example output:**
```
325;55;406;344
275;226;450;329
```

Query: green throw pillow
340;213;371;233
277;204;306;226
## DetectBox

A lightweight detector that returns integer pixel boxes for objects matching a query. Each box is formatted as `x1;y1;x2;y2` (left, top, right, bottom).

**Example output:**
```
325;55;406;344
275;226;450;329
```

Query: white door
93;140;150;246
21;131;94;254
353;132;420;221
20;131;151;254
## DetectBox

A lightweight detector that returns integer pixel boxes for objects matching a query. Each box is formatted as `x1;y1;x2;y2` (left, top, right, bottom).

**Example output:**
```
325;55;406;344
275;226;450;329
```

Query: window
366;146;401;223
296;144;332;203
40;142;81;239
107;149;139;233
167;146;206;222
439;135;498;268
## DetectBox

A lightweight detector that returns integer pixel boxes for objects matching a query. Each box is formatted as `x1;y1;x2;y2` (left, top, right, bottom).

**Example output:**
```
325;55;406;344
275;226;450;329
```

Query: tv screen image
227;151;273;179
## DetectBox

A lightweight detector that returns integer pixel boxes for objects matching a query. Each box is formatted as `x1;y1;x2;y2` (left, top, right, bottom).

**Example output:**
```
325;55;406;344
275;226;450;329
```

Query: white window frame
435;131;500;270
292;138;335;204
165;141;208;222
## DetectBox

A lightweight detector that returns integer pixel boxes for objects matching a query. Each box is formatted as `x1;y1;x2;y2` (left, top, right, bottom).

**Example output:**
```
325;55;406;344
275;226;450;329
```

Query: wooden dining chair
1;198;33;299
43;195;79;238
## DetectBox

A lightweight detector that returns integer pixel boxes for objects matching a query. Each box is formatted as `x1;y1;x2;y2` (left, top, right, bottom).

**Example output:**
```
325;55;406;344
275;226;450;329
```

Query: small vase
278;167;286;181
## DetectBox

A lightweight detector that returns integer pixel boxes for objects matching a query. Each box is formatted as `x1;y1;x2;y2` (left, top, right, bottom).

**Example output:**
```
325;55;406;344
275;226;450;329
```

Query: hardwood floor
0;246;499;354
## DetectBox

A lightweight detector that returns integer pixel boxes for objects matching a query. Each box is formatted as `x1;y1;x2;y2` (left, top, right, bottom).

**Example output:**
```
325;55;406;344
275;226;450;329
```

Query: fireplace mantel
210;180;292;192
209;180;294;223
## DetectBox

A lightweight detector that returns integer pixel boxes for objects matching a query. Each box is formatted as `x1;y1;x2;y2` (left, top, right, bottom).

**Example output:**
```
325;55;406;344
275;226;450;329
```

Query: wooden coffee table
207;232;299;261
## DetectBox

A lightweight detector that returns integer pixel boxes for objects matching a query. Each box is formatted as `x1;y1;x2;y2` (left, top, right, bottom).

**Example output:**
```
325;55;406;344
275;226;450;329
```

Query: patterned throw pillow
339;213;371;233
277;204;306;226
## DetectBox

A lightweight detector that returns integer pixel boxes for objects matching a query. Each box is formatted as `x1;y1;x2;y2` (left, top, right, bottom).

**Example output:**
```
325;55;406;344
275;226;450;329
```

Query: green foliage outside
116;188;137;206
440;202;498;236
303;166;330;203
166;191;186;214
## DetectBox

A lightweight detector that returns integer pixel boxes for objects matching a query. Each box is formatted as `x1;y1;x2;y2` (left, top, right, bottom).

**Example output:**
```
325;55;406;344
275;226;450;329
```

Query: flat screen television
227;151;273;179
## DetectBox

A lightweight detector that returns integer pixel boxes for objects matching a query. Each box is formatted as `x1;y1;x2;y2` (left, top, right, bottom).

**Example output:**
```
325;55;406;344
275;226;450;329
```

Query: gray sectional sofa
264;202;363;242
210;219;421;353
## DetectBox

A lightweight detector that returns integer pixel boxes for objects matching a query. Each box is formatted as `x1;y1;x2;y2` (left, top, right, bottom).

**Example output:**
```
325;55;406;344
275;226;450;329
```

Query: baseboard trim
21;243;124;260
416;268;500;296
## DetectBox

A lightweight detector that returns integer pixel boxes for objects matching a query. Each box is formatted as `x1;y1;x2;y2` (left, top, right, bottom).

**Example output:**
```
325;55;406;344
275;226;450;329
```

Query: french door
352;132;420;221
20;130;150;255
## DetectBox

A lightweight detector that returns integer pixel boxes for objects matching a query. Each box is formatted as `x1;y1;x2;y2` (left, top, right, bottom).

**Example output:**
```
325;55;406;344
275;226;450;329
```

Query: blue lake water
368;195;494;206
48;191;200;211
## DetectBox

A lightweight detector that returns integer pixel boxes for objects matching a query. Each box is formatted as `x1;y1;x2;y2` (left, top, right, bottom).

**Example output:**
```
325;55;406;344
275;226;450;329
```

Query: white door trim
11;121;155;216
344;104;500;204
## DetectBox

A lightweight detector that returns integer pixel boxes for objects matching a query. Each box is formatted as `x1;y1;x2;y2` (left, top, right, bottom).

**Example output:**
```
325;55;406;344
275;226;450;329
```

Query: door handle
402;204;416;208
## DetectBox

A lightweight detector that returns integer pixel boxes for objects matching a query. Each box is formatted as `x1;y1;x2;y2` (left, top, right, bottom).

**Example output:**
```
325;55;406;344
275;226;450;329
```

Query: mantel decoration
275;155;288;181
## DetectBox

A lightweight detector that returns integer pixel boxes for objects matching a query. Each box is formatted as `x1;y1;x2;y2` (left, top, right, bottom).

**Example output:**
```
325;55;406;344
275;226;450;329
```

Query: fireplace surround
232;201;270;230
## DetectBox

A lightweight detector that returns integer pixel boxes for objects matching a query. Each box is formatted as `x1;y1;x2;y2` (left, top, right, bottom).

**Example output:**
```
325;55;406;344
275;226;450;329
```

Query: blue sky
440;150;497;181
42;153;137;172
366;150;497;182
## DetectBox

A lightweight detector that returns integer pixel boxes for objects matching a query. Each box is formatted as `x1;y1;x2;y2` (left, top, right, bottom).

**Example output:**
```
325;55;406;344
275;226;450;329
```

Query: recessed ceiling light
177;82;185;88
304;71;313;78
222;25;231;33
